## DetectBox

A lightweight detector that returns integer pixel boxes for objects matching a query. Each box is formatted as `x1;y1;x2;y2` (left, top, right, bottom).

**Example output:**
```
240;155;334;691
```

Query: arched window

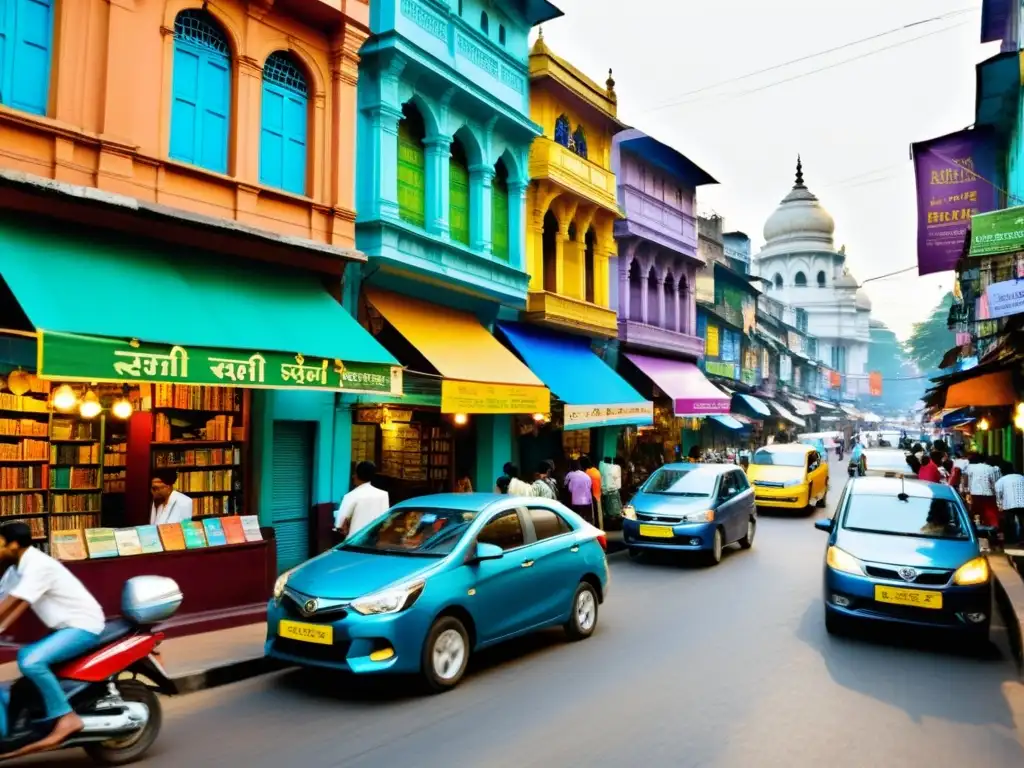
491;159;510;261
646;267;659;325
449;138;470;246
542;211;559;292
397;103;426;227
0;0;54;115
773;273;783;289
499;25;506;45
480;11;489;34
663;273;675;330
817;270;826;287
572;125;588;159
170;9;231;174
679;276;689;333
584;229;596;303
794;271;807;287
260;51;308;195
628;260;643;323
554;114;571;147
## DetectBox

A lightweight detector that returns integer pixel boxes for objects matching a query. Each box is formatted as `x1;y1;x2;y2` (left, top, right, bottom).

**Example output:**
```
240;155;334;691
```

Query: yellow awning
365;288;549;414
945;370;1016;409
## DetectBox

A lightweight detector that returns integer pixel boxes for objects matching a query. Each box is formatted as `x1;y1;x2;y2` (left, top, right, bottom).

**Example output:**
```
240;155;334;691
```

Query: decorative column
424;135;452;238
618;254;631;323
528;205;546;291
673;283;682;332
366;104;403;221
638;267;650;324
555;220;569;295
469;163;494;254
509;181;528;272
236;56;264;182
654;274;666;329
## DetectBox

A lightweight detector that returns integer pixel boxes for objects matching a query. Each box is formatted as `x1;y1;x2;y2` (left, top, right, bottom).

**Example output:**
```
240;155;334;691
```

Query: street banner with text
970;206;1024;257
563;402;654;431
985;278;1024;319
440;380;549;414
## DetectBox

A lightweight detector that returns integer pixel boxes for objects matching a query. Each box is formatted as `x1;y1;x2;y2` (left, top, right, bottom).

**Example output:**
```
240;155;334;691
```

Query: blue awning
498;322;653;431
733;393;771;418
710;415;744;430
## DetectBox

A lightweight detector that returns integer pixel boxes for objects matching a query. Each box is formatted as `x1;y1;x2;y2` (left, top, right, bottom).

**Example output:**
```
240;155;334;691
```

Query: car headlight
826;546;865;576
622;505;636;520
350;581;426;616
953;557;989;586
682;510;714;523
273;568;296;600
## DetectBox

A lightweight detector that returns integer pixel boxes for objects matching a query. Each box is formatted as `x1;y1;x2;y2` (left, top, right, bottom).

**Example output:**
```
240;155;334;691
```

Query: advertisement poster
984;279;1024;319
869;372;883;397
970;206;1024;257
911;128;996;275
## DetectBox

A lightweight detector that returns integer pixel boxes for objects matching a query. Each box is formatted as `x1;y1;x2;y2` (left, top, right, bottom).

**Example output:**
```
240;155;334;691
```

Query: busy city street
19;459;1024;768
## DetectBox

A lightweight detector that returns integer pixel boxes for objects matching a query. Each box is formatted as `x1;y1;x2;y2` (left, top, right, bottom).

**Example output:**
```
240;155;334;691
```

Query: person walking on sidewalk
581;457;603;529
503;463;534;498
599;456;623;524
565;460;595;525
966;453;1000;529
996;461;1024;546
335;461;390;540
532;461;557;499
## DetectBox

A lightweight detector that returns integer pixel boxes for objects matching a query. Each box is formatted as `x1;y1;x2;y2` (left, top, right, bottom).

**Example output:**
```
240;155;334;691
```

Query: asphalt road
24;459;1024;767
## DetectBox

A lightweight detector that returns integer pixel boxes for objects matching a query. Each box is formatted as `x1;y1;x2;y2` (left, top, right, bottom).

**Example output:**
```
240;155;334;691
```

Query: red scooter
0;576;180;764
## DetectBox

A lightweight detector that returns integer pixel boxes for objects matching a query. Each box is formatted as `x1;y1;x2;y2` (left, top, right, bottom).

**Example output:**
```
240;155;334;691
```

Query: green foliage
904;292;956;373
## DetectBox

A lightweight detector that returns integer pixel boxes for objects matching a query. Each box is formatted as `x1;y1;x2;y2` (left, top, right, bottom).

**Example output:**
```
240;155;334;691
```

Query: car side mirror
814;518;833;533
471;542;504;562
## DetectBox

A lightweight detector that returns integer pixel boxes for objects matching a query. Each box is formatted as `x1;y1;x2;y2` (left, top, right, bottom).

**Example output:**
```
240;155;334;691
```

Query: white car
861;448;917;478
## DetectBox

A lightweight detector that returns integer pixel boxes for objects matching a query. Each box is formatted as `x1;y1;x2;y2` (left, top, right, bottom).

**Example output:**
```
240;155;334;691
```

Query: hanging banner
970;205;1024;257
869;371;883;397
696;270;715;304
563;402;654;431
912;128;997;275
984;278;1024;318
705;325;720;357
440;380;549;414
779;355;792;383
829;370;842;389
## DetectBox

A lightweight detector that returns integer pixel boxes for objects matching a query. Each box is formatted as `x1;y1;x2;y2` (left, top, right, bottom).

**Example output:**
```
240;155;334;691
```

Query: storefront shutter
449;148;470;245
491;175;509;260
271;422;314;573
397;121;426;227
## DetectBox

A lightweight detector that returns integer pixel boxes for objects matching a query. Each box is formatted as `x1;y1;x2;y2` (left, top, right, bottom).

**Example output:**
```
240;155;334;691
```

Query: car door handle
570;545;580;553
521;560;535;568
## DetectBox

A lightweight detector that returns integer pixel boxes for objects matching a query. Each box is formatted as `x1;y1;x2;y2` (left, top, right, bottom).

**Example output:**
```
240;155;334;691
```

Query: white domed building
753;158;872;398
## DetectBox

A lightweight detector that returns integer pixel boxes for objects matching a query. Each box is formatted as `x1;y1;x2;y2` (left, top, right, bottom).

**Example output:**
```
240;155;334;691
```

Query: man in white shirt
150;469;193;525
0;521;105;753
995;460;1024;545
966;454;1001;528
335;462;390;539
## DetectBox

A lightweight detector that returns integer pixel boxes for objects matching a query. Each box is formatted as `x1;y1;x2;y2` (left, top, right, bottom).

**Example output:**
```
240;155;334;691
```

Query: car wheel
564;581;599;641
738;517;756;549
421;616;470;693
705;528;724;566
816;486;828;508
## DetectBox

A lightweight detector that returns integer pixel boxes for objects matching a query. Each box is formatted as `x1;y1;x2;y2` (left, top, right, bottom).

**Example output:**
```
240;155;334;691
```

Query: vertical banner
829;370;842;389
869;371;883;397
911;128;996;275
696;270;715;304
705;325;720;357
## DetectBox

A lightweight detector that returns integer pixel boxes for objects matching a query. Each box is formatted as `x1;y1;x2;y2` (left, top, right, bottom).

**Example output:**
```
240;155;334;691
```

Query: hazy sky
537;0;998;340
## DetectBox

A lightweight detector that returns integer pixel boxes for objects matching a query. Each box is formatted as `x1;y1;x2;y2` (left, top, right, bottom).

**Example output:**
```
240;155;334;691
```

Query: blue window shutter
199;53;229;173
282;90;307;194
0;0;53;116
170;45;200;164
260;53;308;195
260;84;284;189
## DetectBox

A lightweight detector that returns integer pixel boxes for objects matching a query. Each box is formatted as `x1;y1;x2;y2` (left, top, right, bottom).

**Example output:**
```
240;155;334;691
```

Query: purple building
611;129;718;361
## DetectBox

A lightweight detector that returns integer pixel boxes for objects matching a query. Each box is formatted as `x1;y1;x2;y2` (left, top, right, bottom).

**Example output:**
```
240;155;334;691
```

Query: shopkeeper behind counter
150;470;193;525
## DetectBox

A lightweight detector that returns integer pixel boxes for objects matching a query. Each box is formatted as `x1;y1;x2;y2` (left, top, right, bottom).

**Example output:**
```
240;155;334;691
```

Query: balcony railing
529;138;618;213
617;320;704;359
526;291;618;337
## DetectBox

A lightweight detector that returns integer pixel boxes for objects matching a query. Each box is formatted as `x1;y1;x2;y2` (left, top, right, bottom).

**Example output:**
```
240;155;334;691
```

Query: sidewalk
0;622;280;695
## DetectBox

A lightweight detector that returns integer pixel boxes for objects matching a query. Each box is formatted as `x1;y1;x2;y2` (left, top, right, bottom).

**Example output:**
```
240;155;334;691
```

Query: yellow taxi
747;443;829;511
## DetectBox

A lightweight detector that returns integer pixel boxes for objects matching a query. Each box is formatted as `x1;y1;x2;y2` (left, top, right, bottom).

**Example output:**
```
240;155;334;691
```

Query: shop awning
767;400;806;428
838;404;861;418
733;393;771;418
710;414;744;430
364;288;549;414
786;396;816;417
945;370;1016;408
809;398;838;411
0;220;401;394
625;354;731;415
497;322;651;430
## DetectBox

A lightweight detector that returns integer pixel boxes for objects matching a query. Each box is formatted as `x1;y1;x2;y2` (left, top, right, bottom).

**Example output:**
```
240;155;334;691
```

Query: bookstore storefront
0;219;400;645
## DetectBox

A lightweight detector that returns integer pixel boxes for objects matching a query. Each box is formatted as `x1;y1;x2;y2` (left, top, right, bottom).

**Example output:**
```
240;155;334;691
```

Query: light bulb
453;413;468;426
111;398;133;420
978;418;990;431
532;413;546;423
6;369;29;396
52;384;77;411
79;391;101;419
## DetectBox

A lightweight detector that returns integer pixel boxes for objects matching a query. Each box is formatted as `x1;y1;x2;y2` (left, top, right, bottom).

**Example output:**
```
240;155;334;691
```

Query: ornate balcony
617;320;705;359
526;291;618;338
529;138;618;214
617;185;697;257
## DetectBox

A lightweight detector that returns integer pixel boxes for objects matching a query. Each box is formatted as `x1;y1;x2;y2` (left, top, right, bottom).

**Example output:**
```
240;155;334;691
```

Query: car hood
837;530;978;570
286;549;442;600
631;493;715;516
748;465;805;483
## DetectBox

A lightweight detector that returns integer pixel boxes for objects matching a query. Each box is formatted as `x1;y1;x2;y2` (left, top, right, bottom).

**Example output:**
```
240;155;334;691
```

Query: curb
169;656;291;695
991;554;1024;677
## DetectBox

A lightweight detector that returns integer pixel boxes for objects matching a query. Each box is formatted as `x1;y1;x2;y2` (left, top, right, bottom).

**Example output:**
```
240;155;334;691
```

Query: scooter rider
0;522;104;756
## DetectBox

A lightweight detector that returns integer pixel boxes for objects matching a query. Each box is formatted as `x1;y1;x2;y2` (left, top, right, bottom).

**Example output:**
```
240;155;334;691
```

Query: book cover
201;517;227;547
113;528;143;557
51;530;86;561
135;525;164;555
158;523;186;551
240;515;262;542
84;528;118;559
220;516;246;545
181;520;207;549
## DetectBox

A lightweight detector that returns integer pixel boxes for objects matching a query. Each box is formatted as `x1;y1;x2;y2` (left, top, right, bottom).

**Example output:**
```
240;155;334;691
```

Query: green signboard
705;361;738;379
969;206;1024;257
39;331;402;396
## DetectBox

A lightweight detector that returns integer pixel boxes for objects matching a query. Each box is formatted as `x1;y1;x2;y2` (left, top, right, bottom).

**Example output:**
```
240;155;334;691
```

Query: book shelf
49;396;105;536
423;425;453;492
0;377;51;540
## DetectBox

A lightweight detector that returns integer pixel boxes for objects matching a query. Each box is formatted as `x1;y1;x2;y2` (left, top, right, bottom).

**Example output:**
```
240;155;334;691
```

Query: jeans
3;628;102;735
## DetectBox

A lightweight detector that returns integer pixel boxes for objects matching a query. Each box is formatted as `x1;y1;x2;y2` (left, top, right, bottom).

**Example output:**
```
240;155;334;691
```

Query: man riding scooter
0;522;105;758
847;439;866;477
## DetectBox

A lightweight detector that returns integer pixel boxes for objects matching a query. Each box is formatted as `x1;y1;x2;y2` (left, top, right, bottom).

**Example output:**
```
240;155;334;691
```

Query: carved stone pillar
424;135;452;237
469;163;494;253
509;181;528;272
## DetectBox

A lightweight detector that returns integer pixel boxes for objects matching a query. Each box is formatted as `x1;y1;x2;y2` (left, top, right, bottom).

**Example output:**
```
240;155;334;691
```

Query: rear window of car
842;494;969;540
528;508;572;540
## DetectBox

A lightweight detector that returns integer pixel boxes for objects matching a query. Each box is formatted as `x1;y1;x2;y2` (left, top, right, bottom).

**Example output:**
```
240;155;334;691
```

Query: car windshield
843;495;969;540
642;467;718;497
752;449;805;467
343;507;477;557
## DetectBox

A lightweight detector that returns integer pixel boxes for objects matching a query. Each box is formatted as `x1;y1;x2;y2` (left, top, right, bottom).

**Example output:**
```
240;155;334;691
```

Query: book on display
114;528;143;557
84;528;118;559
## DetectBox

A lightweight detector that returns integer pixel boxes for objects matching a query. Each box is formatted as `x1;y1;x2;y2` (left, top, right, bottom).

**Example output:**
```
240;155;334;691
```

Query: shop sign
563;402;654;431
705;325;720;357
970;205;1024;258
696;270;715;304
39;331;402;395
741;368;757;386
741;297;756;334
984;278;1024;319
705;361;738;379
869;371;883;397
787;331;805;356
779;355;792;383
440;380;549;414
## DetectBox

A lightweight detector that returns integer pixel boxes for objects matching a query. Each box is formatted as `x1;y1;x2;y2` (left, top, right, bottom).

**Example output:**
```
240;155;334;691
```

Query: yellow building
525;34;623;338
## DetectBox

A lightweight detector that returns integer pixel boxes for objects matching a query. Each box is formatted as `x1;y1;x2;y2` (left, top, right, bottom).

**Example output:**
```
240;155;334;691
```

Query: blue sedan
266;494;609;692
816;477;993;644
621;463;756;565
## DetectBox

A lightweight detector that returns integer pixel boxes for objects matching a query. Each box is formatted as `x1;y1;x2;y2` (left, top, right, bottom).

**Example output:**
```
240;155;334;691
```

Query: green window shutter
449;152;470;245
397;121;426;227
270;422;314;573
491;175;509;260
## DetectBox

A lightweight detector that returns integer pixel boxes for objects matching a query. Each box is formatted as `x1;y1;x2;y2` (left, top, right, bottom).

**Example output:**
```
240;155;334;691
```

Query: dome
855;289;872;310
835;272;858;289
761;157;835;247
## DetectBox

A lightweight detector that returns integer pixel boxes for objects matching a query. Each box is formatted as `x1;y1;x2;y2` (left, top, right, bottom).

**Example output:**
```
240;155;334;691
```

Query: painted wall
0;0;368;250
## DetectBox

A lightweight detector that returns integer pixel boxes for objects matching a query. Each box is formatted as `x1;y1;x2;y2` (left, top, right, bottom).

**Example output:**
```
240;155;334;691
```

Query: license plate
639;524;674;539
279;619;333;645
874;585;943;610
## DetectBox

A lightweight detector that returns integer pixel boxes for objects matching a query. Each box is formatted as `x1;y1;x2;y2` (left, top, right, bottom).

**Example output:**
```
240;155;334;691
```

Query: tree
904;292;956;373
